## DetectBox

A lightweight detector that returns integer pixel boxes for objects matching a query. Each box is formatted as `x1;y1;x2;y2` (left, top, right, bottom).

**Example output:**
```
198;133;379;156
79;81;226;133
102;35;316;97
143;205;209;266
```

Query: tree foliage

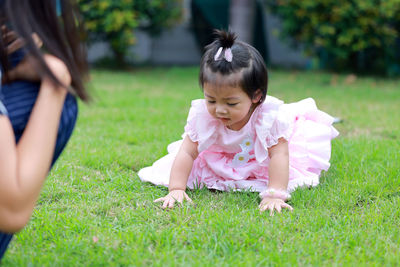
78;0;182;63
268;0;400;75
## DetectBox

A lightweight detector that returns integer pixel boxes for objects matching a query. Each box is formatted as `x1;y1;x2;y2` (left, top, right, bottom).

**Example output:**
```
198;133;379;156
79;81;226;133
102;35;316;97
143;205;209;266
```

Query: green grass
3;68;400;266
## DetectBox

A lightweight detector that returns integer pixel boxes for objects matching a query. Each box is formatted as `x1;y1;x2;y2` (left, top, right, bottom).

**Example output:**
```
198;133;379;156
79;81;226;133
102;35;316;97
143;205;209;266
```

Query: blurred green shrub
78;0;182;64
267;0;400;75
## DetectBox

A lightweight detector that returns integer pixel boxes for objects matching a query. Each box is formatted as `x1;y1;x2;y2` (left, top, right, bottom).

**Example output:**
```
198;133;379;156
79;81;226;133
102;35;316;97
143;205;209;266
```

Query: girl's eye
207;100;216;104
227;103;238;106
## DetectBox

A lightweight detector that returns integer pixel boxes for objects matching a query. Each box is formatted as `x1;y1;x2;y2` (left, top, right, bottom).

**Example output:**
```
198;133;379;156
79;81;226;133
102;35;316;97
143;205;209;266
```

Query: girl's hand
154;190;192;209
259;197;293;216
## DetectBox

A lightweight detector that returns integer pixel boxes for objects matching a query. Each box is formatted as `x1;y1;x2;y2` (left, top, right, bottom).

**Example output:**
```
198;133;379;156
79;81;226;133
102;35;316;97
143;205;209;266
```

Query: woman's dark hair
199;30;268;103
0;0;89;101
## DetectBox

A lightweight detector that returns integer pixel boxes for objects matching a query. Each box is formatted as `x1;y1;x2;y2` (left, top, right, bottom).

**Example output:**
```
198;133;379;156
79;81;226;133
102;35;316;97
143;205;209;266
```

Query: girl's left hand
259;197;293;216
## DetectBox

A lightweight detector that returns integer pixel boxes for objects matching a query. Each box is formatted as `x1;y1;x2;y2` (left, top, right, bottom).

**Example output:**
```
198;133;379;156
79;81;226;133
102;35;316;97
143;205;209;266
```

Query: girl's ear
252;89;262;104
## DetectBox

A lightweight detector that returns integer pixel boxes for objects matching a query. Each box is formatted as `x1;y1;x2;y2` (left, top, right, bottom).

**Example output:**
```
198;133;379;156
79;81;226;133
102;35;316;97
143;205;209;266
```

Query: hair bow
214;47;233;62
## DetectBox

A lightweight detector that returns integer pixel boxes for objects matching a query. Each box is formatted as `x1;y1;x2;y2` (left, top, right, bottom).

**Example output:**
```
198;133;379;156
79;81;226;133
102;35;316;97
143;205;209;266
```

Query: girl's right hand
154;190;192;209
259;197;293;216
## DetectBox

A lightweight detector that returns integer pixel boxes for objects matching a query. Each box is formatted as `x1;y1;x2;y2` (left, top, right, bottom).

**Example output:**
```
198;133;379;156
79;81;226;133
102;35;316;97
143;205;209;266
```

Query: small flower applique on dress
231;137;255;167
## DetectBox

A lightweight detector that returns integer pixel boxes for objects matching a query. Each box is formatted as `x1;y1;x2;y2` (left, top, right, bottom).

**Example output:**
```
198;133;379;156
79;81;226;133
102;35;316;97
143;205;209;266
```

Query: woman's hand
1;26;44;84
259;197;293;216
1;26;43;55
154;190;193;209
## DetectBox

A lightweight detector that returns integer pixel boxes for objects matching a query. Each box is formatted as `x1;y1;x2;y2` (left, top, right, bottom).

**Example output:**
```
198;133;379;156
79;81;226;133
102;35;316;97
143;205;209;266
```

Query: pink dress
138;96;339;192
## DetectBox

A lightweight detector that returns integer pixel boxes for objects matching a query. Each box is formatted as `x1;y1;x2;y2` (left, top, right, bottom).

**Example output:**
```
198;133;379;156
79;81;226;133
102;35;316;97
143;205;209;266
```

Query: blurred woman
0;0;89;259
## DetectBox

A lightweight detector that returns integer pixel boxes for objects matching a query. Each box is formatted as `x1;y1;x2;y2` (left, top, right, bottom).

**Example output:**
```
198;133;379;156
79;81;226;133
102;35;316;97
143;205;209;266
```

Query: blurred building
87;0;309;68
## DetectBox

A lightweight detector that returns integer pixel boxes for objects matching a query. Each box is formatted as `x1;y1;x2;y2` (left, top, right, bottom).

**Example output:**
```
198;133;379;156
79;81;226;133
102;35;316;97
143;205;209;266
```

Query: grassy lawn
3;68;400;266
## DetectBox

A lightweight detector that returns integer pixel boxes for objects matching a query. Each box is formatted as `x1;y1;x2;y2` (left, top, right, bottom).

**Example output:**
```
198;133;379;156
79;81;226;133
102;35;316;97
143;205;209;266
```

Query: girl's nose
216;104;227;114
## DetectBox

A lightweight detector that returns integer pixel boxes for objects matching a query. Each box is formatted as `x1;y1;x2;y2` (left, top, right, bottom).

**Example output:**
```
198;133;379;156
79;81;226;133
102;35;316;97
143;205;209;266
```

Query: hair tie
214;47;233;62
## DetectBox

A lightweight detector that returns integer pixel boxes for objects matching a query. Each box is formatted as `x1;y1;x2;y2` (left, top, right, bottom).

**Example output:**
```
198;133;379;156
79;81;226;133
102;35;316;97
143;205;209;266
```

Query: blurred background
78;0;400;76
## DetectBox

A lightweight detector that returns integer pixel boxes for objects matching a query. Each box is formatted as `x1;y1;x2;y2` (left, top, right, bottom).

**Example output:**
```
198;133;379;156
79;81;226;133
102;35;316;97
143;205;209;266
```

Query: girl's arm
259;138;293;215
267;138;289;190
0;55;70;233
168;135;199;191
154;135;198;208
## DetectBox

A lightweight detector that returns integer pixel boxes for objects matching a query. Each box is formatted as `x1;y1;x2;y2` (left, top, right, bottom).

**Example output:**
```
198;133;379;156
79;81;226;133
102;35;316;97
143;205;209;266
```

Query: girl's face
204;83;261;131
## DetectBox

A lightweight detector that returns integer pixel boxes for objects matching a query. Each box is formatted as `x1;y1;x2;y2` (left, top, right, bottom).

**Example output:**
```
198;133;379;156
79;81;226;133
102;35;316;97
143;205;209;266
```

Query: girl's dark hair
0;0;89;101
199;30;268;102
